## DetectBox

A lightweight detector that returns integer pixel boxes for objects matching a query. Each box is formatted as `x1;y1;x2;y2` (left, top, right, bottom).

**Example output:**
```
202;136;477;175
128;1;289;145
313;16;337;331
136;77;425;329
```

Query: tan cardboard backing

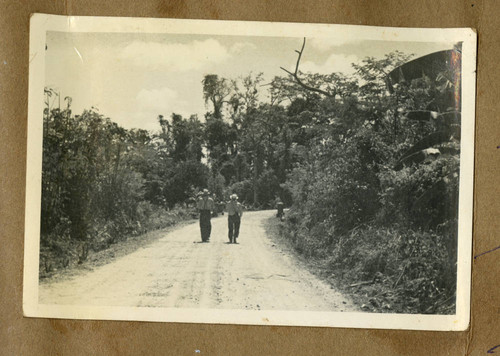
1;1;497;354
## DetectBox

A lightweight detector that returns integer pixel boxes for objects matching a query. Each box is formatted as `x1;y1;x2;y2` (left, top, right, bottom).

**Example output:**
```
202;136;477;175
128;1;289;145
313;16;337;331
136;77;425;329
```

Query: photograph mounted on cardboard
24;14;476;330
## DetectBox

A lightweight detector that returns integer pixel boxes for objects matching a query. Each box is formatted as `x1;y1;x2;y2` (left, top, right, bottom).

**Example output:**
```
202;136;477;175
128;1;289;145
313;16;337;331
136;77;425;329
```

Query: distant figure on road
211;194;219;217
225;194;243;244
197;189;214;242
276;199;285;221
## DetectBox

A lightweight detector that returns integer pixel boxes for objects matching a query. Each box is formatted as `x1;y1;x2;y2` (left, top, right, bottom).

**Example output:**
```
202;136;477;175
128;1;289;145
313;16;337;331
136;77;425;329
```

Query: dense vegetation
40;41;461;314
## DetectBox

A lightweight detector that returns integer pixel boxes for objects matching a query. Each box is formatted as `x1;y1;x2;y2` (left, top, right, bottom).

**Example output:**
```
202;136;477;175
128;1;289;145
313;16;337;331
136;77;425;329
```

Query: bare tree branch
280;37;335;98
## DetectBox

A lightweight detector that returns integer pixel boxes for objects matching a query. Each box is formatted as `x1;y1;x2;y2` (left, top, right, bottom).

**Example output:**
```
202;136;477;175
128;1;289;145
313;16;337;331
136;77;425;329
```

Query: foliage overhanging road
39;210;356;312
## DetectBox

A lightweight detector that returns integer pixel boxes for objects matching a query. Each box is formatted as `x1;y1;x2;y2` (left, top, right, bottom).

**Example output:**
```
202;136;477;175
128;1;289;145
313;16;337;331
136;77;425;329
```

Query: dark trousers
199;210;212;242
228;214;241;242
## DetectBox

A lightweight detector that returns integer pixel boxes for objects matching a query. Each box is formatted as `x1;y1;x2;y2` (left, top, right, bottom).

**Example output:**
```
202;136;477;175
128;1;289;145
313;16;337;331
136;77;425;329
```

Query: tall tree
202;74;231;119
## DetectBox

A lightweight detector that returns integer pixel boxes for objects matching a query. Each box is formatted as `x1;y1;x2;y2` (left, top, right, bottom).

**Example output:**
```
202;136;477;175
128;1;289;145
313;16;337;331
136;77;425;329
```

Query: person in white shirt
197;189;214;242
225;194;243;243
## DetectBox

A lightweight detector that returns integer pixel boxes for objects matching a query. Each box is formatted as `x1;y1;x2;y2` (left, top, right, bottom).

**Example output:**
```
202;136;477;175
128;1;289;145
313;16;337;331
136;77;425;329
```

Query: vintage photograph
24;15;476;330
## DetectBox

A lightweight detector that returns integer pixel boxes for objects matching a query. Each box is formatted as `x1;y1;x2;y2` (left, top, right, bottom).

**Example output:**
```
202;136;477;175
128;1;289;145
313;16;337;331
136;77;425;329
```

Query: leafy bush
278;50;461;314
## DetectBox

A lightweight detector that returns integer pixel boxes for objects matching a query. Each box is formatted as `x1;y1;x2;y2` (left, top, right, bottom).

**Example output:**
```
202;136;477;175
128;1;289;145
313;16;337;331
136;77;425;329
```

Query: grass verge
39;214;196;284
263;215;456;314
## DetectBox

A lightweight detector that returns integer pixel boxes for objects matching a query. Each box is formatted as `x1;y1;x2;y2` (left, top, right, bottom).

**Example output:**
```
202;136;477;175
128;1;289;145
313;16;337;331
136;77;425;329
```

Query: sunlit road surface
39;210;356;312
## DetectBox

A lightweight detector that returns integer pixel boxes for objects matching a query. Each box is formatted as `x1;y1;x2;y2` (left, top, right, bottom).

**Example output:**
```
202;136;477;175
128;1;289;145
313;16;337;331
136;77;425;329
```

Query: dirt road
39;210;356;312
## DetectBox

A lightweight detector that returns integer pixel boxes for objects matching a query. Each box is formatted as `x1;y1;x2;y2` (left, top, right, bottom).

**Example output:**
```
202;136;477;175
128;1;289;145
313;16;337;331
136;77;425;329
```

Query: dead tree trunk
280;38;336;98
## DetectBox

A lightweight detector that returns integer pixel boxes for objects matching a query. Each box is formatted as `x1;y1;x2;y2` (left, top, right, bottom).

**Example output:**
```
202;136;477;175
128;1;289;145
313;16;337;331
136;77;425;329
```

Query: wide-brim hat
230;194;238;200
202;189;210;196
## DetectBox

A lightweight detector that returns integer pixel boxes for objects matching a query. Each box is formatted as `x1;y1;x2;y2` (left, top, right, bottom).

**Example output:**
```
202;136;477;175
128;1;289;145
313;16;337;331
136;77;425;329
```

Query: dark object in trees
390;48;462;171
387;48;462;111
394;127;460;170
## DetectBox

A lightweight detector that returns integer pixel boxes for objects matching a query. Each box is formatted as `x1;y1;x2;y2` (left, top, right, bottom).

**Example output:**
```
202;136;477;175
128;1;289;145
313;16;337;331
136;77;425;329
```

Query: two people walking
197;189;243;243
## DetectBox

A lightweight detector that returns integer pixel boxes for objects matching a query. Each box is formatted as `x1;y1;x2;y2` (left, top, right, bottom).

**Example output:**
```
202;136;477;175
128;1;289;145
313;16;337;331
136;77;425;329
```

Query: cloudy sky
45;31;455;131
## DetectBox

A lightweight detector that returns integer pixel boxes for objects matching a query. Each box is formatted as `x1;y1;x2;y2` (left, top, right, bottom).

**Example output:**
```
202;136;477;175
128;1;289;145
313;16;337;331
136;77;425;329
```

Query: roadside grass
39;209;197;283
263;215;456;315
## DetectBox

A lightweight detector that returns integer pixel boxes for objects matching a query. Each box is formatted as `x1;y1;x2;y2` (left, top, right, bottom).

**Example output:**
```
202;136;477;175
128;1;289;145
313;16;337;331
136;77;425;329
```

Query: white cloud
309;37;356;52
124;86;206;130
230;42;257;54
136;86;187;113
120;39;230;71
301;54;359;75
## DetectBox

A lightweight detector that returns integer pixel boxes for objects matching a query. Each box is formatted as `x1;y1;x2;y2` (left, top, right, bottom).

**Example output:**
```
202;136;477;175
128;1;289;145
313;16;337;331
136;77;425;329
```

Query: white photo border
24;13;477;331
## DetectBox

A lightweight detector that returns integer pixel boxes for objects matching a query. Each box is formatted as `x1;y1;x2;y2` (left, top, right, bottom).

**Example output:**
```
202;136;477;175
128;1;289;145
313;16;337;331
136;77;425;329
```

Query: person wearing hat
197;189;215;242
276;198;285;220
225;194;243;243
